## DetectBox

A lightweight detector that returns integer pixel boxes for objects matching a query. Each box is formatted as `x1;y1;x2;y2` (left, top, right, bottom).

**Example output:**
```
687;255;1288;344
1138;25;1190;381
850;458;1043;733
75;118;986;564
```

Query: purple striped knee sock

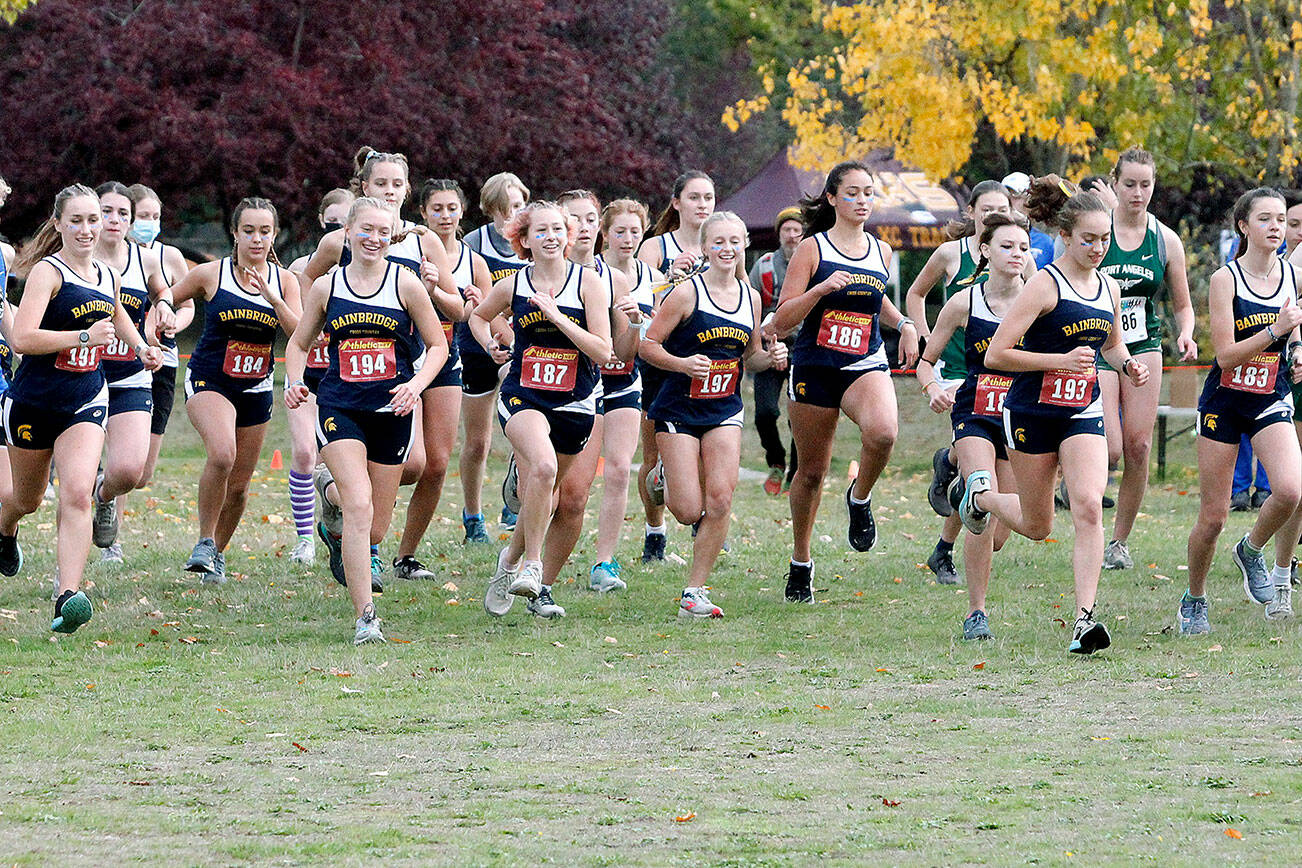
289;470;314;537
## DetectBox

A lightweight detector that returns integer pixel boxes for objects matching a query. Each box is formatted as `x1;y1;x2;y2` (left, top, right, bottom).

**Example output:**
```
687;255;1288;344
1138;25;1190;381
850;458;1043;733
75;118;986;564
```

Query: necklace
1239;259;1277;282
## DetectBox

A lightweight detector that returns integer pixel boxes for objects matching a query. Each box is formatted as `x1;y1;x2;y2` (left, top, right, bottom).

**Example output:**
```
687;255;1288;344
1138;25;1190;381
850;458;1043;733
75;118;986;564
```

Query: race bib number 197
690;358;739;399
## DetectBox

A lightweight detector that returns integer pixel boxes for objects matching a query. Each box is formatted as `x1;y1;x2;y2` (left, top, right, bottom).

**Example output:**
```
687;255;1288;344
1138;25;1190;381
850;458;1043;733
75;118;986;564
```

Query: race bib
690;358;740;399
100;337;136;362
973;373;1012;417
1039;369;1095;408
306;334;330;370
55;345;102;372
339;338;396;383
1119;296;1147;344
442;321;454;344
602;358;635;377
1221;352;1279;395
521;346;578;392
222;341;272;379
816;309;873;355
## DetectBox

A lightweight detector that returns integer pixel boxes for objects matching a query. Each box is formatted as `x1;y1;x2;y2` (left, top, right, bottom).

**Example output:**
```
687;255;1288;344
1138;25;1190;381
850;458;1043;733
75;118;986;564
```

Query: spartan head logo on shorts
323;416;337;433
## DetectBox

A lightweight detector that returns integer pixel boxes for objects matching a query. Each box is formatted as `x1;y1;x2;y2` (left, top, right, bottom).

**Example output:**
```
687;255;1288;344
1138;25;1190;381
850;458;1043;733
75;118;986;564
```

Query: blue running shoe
1175;593;1210;635
1234;535;1273;604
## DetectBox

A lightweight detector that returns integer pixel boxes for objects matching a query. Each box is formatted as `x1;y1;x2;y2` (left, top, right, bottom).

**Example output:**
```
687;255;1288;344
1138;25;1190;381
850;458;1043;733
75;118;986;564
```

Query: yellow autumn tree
0;0;38;24
725;0;1302;185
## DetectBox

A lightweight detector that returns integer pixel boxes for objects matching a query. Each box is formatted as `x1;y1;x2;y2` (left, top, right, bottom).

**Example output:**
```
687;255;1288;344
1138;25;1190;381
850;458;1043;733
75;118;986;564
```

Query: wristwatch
78;330;90;346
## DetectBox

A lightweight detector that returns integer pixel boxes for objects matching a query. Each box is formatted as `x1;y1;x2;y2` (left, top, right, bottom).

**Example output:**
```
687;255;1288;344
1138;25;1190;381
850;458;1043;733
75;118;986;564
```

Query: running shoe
927;447;957;517
962;609;993;641
509;560;542;600
91;473;119;548
485;548;519;617
1234;535;1273;604
51;589;93;634
185;537;218;576
1292;557;1299;588
1068;607;1111;654
313;463;342;537
1175;593;1210;635
764;467;784;497
784;561;814;604
0;531;24;577
845;485;877;552
500;505;518;529
926;546;960;585
590;561;627;593
101;542;124;565
645;461;665;507
353;604;385;645
1102;493;1116;509
1054;479;1070;511
290;536;315;565
317;522;345;587
202;551;226;585
462;511;490;544
1251;488;1270;510
370;555;385;594
689;518;730;554
678;586;723;619
526;584;566;618
641;531;667;563
501;453;521;515
392;555;435;581
959;470;991;535
1266;585;1294;621
1102;539;1133;570
1230;490;1251;512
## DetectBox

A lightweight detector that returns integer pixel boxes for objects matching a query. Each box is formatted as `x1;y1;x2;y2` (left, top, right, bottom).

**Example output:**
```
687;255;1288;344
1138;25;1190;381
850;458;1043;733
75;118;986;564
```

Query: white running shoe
353;605;385;645
1102;539;1133;570
1266;585;1294;621
678;586;723;619
289;536;315;565
509;560;543;600
526;585;566;618
100;542;124;565
485;549;520;617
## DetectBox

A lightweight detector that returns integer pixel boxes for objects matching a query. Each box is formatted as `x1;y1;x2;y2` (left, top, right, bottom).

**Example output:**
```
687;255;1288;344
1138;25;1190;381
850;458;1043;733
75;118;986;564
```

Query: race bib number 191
55;345;102;372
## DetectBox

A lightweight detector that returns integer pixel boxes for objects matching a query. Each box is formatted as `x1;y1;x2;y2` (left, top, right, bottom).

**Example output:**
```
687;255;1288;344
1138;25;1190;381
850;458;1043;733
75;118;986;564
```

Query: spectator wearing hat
750;206;802;494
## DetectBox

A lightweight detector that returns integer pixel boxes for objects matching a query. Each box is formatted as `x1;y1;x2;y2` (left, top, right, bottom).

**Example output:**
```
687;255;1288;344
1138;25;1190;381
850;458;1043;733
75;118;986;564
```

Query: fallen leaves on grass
1224;828;1242;839
180;636;199;645
441;582;459;592
1208;645;1223;653
604;636;618;644
814;704;830;710
85;684;95;690
128;780;152;786
674;812;696;823
329;668;352;677
292;742;308;752
881;798;901;807
875;667;891;674
972;662;986;670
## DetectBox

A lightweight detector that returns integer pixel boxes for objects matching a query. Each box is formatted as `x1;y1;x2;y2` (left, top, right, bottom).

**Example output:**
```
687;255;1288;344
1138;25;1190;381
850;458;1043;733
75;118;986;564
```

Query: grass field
2;373;1300;866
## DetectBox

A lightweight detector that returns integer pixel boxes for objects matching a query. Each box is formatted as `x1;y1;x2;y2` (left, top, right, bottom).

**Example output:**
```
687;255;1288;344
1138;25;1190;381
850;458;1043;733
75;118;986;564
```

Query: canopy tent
721;148;961;251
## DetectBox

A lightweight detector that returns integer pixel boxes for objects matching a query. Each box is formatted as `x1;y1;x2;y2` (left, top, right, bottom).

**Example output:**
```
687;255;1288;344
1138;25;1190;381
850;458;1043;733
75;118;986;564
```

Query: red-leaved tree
0;0;693;242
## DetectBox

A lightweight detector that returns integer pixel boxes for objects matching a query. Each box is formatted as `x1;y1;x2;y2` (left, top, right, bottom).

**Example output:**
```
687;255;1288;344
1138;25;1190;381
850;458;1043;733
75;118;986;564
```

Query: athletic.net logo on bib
690;358;739;399
521;346;578;392
816;309;873;354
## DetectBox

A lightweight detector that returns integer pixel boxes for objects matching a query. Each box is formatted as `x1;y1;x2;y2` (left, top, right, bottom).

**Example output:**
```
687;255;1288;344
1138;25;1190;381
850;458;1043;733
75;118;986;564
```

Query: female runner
905;179;1016;584
641;211;785;618
521;190;637;613
955;178;1148;654
1179;189;1302;632
471;202;611;619
634;171;721;562
459;172;529;537
283;187;353;564
88;182;175;559
914;213;1028;639
299;149;457;584
589;198;660;590
1096;148;1197;570
129;184;194;508
774;161;919;603
1;184;160;632
286;197;448;644
391;179;491;579
170;198;300;583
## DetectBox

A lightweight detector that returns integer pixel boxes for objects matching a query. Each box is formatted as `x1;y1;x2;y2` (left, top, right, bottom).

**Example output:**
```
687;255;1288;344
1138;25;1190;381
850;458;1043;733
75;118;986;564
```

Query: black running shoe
845;484;877;552
317;521;345;587
927;448;957;517
641;531;666;563
392;555;435;581
0;531;22;576
926;546;960;585
785;561;814;603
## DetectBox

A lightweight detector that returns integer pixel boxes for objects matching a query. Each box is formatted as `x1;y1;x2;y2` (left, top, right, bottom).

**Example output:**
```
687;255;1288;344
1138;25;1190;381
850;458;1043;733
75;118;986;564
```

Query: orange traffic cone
270;448;283;470
595;456;605;478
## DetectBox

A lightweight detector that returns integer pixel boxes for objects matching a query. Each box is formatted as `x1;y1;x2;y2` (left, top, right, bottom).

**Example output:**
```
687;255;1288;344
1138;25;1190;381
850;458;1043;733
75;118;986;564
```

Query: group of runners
1;146;1299;653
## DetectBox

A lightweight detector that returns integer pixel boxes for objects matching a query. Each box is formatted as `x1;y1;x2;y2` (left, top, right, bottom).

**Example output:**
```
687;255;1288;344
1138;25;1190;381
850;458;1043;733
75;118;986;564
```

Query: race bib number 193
1039;369;1095;408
